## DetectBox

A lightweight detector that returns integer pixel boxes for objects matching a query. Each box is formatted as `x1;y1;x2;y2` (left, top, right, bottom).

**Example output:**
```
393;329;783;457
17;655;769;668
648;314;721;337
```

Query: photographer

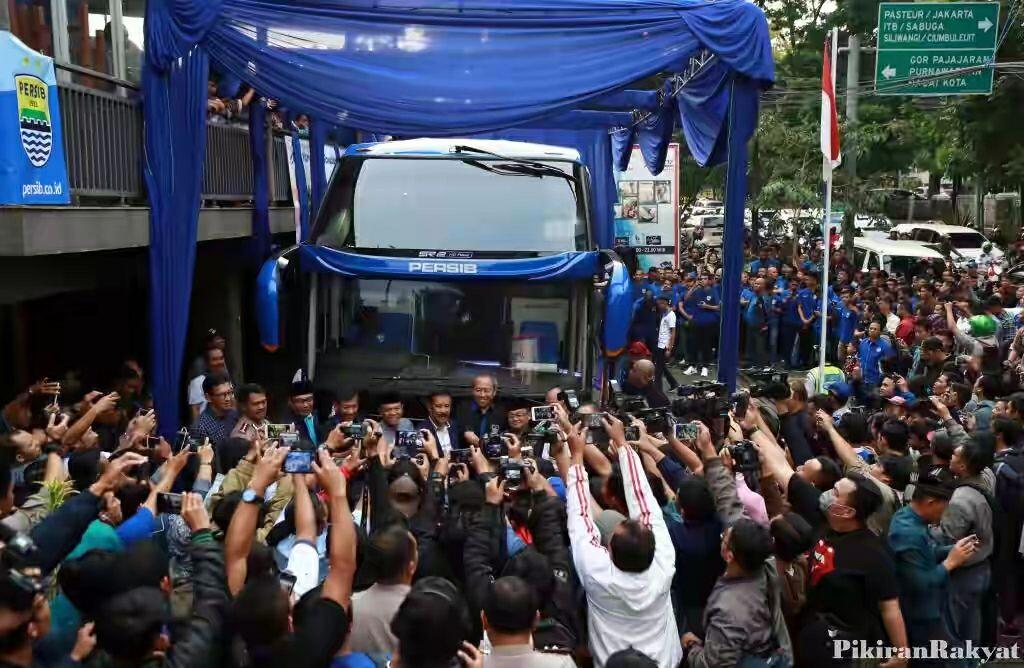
565;415;680;667
620;359;670;409
681;422;792;668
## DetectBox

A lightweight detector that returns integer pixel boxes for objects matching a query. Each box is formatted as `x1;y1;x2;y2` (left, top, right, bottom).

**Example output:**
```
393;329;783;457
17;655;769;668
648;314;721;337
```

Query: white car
681;214;724;248
852;237;945;275
891;223;1002;266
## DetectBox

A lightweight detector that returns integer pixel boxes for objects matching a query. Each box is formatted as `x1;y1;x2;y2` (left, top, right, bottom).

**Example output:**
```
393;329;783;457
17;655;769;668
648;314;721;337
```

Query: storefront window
8;0;55;57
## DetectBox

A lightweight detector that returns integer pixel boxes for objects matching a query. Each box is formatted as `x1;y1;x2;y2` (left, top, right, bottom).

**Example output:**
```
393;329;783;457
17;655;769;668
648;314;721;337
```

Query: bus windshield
315;157;587;253
314;277;583;395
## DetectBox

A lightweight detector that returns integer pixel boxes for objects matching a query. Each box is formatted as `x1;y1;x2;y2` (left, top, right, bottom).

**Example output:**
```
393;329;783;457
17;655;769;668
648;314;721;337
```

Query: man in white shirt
566;416;681;668
654;294;679;390
187;347;229;421
878;297;900;337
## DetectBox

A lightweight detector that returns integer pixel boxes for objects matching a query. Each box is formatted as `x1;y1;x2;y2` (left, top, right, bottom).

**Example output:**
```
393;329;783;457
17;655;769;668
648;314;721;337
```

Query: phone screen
156;492;183;515
282;450;314;474
531;405;556;422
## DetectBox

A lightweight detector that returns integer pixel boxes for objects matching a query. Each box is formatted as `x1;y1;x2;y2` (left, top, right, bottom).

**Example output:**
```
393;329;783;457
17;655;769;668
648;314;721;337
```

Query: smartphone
173;430;202;454
449;448;472;464
624;425;641;441
531;405;556;422
341;422;368;439
146;435;162;449
156;492;183;515
582;413;605;429
279;431;300;448
282;450;315;474
394;431;423;459
674;421;700;441
267;423;292;439
279;571;297;596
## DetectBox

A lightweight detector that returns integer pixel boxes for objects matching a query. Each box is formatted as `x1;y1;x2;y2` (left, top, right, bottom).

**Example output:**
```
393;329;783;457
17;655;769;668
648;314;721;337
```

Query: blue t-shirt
692;287;720;325
740;286;756;307
858;336;895;386
835;304;860;344
744;294;770;327
796;287;821;330
781;292;802;326
750;258;781;273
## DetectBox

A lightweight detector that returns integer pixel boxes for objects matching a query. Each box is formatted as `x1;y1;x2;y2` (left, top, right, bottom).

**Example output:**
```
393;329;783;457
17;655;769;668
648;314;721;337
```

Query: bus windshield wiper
453;145;579;186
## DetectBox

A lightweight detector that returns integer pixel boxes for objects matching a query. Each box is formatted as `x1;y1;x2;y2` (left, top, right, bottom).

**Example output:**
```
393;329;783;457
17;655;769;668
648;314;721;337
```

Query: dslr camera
483;426;505;459
744;368;790;400
727;440;760;473
0;525;45;611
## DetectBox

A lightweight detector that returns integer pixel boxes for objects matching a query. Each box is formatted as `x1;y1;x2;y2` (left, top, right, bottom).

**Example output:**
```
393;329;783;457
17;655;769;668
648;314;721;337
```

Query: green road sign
876;2;1000;96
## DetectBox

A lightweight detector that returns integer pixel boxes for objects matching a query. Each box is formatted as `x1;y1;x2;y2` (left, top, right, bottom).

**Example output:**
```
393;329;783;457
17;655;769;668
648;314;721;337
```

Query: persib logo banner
0;31;70;204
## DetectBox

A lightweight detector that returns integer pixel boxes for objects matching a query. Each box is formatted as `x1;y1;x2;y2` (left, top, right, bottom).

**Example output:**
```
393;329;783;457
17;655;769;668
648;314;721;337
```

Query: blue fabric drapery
143;0;773;429
717;76;758;392
248;99;271;260
290;129;311;241
309;120;328;222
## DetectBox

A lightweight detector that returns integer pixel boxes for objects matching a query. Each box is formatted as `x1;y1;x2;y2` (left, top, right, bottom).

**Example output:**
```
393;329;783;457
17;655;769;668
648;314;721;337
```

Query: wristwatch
241;487;265;505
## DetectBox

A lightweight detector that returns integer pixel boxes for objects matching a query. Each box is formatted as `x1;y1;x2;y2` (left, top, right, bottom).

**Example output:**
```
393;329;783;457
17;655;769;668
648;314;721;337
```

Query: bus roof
344;138;582;162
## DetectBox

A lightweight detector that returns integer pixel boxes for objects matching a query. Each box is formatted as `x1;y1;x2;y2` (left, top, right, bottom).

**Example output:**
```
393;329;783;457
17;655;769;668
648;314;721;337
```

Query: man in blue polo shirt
858;321;896;389
689;274;720;378
796;272;822;368
835;287;861;364
744;278;771;366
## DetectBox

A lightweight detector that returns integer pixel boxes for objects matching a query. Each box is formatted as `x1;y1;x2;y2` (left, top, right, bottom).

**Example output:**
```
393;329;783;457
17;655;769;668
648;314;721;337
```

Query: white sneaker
700;367;709;377
683;366;698;375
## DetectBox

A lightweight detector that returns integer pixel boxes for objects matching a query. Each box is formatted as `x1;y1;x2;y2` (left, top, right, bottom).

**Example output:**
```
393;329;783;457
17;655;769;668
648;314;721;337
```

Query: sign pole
818;31;837;392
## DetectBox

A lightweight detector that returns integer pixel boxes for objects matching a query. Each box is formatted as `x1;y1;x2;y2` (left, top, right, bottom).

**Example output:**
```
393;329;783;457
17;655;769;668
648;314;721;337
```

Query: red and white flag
820;38;841;173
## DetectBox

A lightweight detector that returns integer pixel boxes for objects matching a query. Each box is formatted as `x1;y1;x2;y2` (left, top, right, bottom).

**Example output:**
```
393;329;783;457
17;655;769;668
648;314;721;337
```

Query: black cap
289;379;315;397
913;467;955;500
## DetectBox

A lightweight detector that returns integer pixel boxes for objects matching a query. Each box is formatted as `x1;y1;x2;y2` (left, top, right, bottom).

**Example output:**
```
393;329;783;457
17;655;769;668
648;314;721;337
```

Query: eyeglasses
211;388;235;399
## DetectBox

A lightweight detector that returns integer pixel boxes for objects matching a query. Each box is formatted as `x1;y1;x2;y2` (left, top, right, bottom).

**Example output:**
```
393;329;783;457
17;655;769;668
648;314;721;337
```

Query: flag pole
817;28;838;392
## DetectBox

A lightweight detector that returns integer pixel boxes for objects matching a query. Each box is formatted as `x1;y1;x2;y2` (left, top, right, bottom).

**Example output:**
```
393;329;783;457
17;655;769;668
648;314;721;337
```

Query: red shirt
895;316;916;345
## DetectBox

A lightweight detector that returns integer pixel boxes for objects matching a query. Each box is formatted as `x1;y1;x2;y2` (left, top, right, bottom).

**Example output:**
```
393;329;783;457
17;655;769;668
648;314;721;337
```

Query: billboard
613;144;679;270
0;32;70;205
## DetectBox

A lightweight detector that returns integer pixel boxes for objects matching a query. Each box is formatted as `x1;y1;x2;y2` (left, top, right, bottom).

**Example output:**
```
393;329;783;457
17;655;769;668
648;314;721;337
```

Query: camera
635;407;673;435
341;422;368;439
744;368;790;400
558;389;580;411
0;524;45;611
500;459;524;489
727;440;760;472
671;382;730;422
674;421;699;441
174;429;202;454
531;405;556;422
283;450;315;474
483;426;505;459
395;430;424;459
608;380;648;417
156;492;183;515
267;423;293;439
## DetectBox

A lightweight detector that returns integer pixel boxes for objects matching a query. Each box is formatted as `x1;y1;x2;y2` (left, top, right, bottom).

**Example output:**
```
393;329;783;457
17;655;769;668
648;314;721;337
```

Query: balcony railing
56;77;298;205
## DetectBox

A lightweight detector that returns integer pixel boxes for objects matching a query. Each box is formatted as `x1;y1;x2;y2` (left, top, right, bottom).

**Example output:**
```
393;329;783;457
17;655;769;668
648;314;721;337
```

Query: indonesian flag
821;38;841;173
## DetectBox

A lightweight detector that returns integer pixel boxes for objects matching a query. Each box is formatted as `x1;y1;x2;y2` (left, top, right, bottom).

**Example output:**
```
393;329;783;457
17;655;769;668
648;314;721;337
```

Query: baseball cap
595;509;627;546
826;381;853;403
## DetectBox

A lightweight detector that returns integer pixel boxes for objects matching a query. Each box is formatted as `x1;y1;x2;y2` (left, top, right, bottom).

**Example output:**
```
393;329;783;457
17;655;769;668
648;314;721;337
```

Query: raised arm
313;451;357;608
814;410;861;470
565;423;611;581
225;445;288;596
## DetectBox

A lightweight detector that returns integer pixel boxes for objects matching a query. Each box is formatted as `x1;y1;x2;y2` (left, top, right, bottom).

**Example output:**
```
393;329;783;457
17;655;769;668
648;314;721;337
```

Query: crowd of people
2;238;1024;667
631;242;1024;393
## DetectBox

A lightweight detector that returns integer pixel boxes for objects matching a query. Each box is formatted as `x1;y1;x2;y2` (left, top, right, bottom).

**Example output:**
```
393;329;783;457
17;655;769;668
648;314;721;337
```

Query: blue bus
256;138;632;399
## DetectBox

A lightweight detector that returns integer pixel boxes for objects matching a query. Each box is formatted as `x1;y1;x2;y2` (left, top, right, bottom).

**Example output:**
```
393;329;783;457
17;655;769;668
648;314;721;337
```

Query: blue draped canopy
143;0;774;434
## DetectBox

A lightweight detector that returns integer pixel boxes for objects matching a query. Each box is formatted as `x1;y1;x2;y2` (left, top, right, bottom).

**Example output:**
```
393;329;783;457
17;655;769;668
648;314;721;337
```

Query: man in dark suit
456;374;506;447
281;379;322;445
424;391;460;456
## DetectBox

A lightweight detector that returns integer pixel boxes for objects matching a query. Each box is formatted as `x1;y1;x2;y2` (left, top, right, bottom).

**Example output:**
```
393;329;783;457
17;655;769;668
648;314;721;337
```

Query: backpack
992;450;1024;518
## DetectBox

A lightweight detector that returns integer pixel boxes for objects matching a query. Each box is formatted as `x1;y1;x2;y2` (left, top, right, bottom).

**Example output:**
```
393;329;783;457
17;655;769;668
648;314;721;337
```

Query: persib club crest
16;74;52;167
